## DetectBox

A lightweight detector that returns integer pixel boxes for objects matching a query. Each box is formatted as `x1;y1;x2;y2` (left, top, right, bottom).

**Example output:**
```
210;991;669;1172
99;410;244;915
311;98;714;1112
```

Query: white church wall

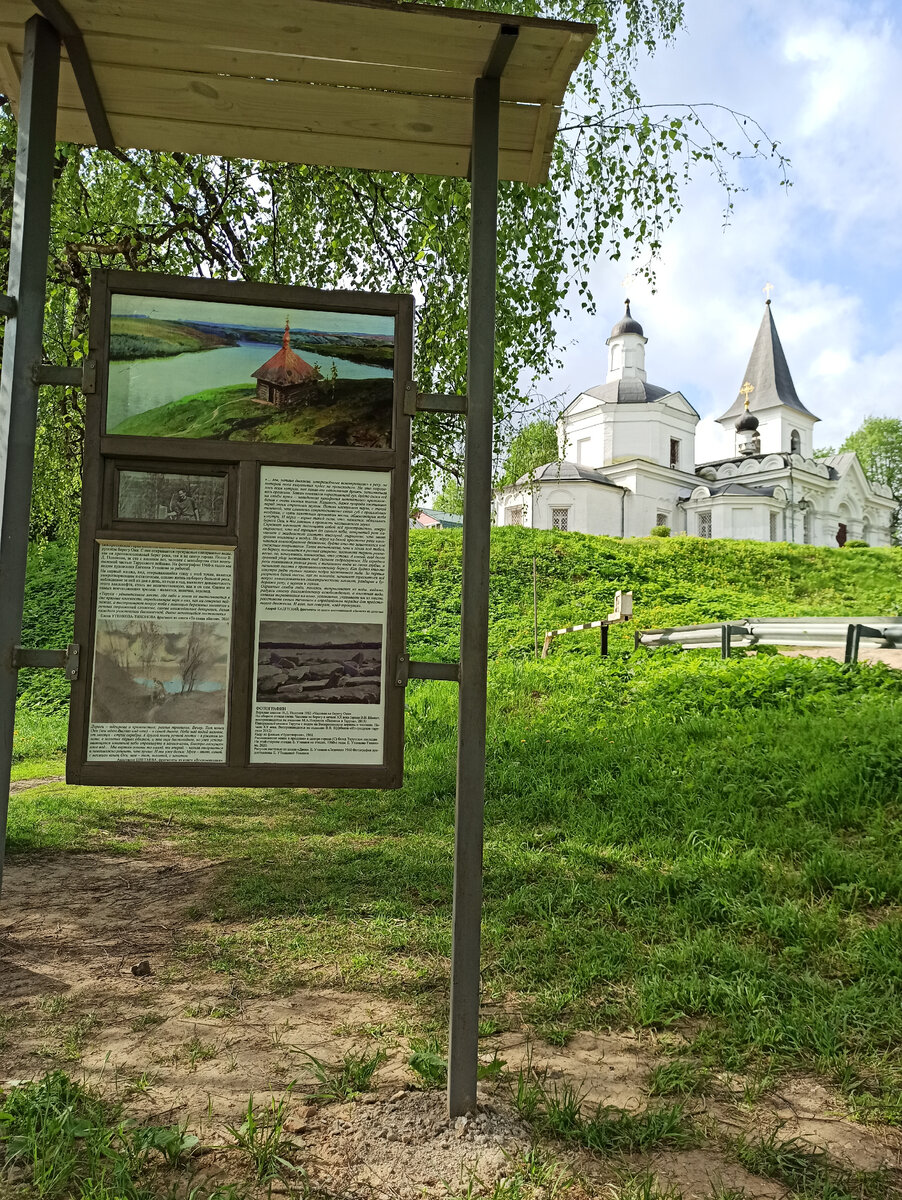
607;331;647;381
756;409;817;457
727;505;771;541
494;482;625;536
624;482;681;536
530;484;623;535
581;487;625;536
607;403;697;470
560;409;607;466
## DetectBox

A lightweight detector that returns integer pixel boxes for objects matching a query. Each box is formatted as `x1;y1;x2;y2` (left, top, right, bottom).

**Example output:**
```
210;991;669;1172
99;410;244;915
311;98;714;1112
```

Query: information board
67;271;413;788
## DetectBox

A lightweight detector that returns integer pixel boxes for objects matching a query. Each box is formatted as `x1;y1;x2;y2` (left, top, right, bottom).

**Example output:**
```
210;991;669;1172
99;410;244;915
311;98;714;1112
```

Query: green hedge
19;531;902;709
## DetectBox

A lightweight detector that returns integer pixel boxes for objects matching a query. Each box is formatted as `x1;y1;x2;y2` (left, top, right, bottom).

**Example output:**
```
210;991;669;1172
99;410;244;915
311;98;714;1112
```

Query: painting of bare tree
90;619;230;724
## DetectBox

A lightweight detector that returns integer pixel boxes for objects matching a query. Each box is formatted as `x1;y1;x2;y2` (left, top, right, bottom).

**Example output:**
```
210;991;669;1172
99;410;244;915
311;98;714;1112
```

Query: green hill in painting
108;378;393;447
110;315;393;366
109;316;232;360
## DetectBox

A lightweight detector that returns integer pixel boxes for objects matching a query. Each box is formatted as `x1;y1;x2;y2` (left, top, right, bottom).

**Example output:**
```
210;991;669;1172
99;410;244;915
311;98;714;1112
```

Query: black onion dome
610;299;644;338
735;401;759;433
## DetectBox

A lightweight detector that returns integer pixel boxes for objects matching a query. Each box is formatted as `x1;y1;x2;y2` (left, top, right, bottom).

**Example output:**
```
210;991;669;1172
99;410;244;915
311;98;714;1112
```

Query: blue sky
541;0;902;461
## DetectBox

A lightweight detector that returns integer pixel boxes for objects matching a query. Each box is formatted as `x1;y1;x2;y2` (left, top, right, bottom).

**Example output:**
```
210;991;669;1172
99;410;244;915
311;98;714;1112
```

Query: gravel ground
296;1089;532;1197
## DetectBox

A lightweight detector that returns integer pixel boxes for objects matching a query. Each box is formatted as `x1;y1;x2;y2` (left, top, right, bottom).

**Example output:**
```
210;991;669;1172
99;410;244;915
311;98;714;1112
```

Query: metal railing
634;617;902;663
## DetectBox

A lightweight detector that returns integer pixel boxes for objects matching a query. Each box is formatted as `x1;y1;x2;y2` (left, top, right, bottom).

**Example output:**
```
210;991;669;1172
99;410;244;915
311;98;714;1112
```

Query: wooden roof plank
31;57;541;153
50;0;586;79
0;21;575;103
54;104;537;180
527;102;557;187
5;0;596;182
3;6;594;99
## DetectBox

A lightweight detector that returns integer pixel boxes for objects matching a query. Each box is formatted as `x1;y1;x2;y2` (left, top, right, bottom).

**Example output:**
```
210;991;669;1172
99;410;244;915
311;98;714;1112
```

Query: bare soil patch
2;850;901;1197
8;775;64;795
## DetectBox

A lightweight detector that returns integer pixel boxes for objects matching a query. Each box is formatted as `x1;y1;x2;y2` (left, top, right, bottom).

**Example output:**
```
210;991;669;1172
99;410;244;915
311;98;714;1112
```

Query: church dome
581;378;672;405
610;299;644;338
735;401;759;433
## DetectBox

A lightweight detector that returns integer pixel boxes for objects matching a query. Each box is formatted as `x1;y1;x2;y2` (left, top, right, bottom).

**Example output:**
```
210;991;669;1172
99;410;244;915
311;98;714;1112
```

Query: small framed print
116;469;228;525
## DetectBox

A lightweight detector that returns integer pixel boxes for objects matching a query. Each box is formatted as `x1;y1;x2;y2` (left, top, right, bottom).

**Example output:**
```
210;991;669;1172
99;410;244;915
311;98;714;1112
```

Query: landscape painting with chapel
105;295;395;448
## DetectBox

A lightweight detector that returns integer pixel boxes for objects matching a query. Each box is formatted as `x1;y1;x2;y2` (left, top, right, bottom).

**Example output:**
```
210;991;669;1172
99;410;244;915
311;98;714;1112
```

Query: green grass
512;1067;693;1154
405;528;902;661
10;530;902;1120
302;1047;386;1101
224;1094;299;1185
0;1072;205;1198
11;651;902;1113
0;1072;316;1198
648;1060;713;1097
10;706;67;777
734;1128;896;1200
107;377;392;443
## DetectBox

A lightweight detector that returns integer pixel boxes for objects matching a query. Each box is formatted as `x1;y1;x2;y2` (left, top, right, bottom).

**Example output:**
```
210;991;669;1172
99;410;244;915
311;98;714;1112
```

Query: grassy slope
407;528;902;660
10;533;902;1114
108;378;393;444
109;316;230;359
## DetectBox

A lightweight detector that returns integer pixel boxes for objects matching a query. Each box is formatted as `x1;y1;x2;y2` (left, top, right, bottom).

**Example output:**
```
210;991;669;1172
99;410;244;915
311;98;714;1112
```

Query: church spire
717;301;816;423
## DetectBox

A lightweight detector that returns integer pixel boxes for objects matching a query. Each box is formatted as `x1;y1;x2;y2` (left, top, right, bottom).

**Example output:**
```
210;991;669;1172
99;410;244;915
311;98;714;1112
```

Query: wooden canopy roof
0;0;596;184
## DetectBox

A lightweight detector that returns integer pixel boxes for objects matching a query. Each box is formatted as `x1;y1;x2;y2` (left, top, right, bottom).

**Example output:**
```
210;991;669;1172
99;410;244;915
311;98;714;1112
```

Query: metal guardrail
634;618;902;663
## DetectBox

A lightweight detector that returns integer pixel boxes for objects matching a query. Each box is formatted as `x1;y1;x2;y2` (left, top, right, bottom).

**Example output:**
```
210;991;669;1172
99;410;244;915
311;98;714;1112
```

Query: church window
790;429;801;454
769;511;779;542
862;519;870;545
802;507;812;544
656;512;669;526
698;511;712;538
551;507;569;531
669;438;680;469
505;505;523;526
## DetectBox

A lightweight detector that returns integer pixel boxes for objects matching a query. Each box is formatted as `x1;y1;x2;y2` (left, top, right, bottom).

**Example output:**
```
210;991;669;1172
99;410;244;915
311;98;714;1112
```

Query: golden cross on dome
740;381;755;405
763;282;774;300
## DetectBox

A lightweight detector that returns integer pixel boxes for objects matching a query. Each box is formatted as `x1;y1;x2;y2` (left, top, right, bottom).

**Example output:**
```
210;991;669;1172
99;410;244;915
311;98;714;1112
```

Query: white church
496;300;896;546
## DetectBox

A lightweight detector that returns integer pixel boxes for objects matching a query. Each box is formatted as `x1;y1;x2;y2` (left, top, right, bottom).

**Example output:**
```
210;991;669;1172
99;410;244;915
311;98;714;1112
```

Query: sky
112;295;394;338
540;0;902;463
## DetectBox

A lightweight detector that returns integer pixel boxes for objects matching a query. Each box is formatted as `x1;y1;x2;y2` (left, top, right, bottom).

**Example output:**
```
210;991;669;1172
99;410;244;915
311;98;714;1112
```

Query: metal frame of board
0;0;595;1116
67;269;413;790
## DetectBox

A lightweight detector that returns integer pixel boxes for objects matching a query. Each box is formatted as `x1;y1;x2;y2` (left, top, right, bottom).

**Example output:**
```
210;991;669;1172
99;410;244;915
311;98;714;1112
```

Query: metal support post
600;624;609;658
0;16;61;892
721;624;731;659
844;623;862;665
447;72;499;1118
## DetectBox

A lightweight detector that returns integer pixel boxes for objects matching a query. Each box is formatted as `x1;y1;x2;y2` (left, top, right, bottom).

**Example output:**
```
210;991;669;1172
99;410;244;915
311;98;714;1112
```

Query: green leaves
497;419;560;487
0;0;791;518
840;416;902;542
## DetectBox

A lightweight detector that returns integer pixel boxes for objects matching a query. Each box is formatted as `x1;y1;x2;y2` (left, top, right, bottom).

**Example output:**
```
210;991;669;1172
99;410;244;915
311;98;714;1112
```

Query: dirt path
8;775;65;794
1;851;900;1198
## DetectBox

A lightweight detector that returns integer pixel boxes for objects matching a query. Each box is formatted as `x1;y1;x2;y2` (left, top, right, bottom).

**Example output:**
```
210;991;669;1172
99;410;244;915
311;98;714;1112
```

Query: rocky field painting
255;621;381;705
